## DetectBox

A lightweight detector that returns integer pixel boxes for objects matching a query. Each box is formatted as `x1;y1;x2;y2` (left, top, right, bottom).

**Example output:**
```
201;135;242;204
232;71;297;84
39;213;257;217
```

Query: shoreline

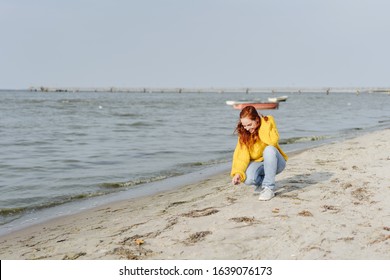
1;129;389;259
0;162;231;237
0;138;327;238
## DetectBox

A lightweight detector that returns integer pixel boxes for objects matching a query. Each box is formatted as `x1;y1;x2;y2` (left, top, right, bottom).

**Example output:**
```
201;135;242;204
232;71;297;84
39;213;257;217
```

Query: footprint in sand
185;231;212;244
298;210;313;217
341;182;353;189
181;207;219;218
321;205;341;213
229;216;257;224
226;197;237;203
62;252;86;260
351;187;371;201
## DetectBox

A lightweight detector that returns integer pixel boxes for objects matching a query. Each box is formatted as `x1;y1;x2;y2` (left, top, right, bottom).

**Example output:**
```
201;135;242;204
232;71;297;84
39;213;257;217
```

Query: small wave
179;158;228;168
112;113;139;117
0;207;25;216
280;135;329;145
130;121;153;127
133;150;177;158
0;192;104;219
180;162;205;167
59;99;89;104
342;127;363;131
116;123;133;127
340;127;364;134
100;175;171;189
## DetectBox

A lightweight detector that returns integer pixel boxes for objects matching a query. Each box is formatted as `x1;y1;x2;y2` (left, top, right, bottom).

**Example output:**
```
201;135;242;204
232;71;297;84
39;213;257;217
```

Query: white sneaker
258;187;275;201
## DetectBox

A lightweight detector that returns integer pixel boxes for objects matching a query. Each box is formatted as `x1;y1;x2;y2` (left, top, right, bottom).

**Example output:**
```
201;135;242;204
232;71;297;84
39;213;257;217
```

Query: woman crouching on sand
231;106;288;201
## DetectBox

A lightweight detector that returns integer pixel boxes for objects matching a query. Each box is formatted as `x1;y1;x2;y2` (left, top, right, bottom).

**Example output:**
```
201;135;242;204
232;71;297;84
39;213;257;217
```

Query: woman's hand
232;174;241;185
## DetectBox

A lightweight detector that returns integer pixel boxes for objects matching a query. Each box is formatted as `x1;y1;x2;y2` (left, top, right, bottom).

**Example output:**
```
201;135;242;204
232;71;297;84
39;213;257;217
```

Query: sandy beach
0;129;389;260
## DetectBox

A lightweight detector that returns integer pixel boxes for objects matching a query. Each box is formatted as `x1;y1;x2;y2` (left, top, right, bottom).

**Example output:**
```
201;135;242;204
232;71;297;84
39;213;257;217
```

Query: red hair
234;106;267;148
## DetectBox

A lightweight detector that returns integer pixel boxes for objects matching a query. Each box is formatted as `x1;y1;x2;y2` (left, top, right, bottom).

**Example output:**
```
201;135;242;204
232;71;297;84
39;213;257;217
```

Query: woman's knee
244;176;256;185
263;146;277;157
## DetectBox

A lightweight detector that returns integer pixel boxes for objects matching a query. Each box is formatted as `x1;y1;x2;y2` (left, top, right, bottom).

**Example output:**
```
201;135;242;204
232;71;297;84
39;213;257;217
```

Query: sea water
0;90;389;234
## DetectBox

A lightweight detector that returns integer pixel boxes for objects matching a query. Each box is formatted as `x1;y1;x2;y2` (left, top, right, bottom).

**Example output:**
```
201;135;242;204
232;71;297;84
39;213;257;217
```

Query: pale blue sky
1;0;389;89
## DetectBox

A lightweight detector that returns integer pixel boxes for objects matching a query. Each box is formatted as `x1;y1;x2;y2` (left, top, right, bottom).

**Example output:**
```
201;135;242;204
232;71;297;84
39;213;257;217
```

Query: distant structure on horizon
27;86;390;94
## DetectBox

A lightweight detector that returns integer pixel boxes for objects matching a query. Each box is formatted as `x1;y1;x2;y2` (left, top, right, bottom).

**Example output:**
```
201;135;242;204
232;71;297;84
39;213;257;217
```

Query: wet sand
1;129;389;260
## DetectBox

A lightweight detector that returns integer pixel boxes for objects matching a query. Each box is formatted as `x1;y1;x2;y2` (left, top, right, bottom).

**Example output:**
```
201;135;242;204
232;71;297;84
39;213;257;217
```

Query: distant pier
27;86;390;94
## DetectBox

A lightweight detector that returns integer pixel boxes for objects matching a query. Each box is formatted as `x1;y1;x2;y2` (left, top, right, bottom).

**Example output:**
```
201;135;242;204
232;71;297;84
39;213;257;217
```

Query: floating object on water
226;101;279;110
267;95;288;102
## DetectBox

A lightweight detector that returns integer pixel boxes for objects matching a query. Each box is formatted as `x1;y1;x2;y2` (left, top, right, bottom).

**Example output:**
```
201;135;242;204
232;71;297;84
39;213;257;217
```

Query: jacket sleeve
259;116;280;146
230;139;250;181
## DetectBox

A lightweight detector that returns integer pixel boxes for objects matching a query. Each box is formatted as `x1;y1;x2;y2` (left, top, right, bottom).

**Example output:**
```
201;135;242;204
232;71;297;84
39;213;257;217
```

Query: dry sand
0;129;389;260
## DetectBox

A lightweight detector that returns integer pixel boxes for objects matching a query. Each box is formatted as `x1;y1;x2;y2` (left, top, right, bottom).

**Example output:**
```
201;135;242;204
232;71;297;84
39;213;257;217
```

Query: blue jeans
244;146;286;190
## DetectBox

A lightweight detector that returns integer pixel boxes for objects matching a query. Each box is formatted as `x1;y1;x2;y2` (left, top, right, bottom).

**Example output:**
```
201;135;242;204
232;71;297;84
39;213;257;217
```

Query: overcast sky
1;0;389;89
